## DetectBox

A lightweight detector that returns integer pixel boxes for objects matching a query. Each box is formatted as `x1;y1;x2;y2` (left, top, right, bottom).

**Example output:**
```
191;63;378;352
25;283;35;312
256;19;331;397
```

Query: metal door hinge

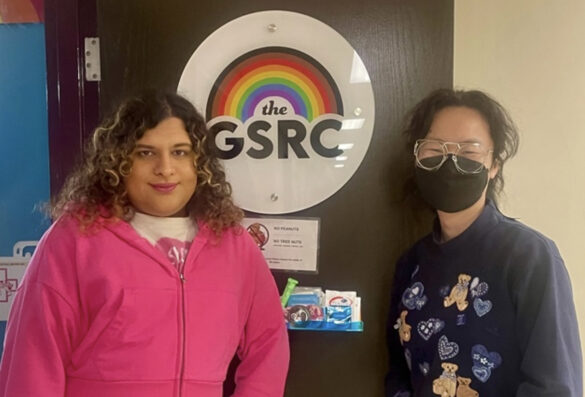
84;37;101;82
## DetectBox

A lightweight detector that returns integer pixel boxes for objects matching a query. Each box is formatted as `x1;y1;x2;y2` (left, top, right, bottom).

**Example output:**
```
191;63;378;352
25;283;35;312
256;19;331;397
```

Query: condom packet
325;306;352;328
324;290;355;329
325;290;356;307
286;286;325;306
284;304;324;327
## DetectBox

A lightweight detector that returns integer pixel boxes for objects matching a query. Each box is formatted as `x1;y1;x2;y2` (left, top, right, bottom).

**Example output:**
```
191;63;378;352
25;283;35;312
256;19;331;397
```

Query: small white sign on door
242;217;319;272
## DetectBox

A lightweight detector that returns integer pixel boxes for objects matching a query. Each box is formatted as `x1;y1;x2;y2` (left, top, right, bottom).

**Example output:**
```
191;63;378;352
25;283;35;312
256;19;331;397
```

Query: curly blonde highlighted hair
52;91;243;235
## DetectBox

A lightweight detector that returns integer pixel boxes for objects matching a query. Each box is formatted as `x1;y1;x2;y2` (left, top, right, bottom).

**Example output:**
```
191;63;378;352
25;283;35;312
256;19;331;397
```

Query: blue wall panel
0;23;50;358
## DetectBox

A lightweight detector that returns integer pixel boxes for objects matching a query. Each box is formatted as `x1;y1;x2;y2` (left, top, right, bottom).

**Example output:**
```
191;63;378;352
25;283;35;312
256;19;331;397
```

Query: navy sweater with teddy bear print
385;200;582;397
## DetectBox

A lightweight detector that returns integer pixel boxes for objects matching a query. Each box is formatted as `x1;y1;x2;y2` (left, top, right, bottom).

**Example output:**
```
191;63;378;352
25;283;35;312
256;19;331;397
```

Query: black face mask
415;156;488;213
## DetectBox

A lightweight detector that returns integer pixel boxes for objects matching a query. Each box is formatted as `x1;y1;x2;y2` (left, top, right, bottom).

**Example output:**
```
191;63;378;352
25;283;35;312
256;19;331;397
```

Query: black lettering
310;119;343;157
277;120;309;159
209;121;243;160
246;120;273;159
262;100;276;115
261;100;288;116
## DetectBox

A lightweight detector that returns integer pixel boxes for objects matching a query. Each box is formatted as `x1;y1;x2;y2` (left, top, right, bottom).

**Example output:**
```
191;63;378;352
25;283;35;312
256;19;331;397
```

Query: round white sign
178;10;375;214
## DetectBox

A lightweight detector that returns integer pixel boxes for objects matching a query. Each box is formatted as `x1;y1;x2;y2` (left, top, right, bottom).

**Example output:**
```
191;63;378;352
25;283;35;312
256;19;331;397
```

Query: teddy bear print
456;377;479;397
432;362;459;397
394;310;412;345
444;273;472;311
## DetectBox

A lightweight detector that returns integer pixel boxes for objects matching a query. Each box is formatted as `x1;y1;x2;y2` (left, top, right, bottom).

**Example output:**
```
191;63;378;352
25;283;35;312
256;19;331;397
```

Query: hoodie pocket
91;287;179;381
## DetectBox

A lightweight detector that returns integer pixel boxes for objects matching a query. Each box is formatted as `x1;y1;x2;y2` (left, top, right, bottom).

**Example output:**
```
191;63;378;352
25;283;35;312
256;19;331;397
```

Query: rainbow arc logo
206;47;344;123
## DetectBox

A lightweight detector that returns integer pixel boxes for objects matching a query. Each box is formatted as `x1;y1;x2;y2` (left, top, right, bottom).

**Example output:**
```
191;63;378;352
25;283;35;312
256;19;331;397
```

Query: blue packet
325;306;352;329
287;293;321;306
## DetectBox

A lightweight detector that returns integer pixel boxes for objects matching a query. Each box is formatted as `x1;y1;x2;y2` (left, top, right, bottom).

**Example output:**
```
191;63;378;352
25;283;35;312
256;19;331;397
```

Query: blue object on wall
0;23;50;358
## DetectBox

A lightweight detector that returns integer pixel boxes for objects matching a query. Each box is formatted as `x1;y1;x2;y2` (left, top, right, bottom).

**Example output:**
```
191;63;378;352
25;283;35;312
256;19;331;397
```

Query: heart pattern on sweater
417;318;445;341
402;282;428;310
471;344;502;383
470;277;489;297
473;298;492;317
438;335;459;360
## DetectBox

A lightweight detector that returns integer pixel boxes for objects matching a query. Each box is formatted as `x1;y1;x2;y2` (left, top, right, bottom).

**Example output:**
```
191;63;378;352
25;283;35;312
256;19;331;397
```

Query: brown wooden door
97;1;453;395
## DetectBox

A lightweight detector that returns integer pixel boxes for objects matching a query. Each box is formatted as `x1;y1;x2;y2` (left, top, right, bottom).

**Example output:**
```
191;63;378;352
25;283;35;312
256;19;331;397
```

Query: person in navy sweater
385;88;582;397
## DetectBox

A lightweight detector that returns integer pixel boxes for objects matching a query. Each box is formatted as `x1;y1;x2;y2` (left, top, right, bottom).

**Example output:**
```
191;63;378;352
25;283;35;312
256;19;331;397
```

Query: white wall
455;0;585;383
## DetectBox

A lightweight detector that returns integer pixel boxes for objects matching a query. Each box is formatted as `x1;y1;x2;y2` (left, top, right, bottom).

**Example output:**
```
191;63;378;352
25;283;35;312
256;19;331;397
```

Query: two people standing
0;88;581;397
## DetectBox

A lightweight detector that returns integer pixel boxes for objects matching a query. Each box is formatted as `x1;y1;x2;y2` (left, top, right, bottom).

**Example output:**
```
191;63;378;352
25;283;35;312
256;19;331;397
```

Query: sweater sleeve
385;253;414;397
0;220;84;397
232;243;290;397
511;236;583;397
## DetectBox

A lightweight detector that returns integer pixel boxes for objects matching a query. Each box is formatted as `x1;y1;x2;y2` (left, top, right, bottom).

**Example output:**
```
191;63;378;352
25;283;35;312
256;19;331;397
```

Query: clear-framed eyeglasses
414;139;494;174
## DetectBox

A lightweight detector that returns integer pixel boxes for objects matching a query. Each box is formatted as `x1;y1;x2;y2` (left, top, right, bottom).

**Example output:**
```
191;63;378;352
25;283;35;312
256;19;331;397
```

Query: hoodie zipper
178;270;186;397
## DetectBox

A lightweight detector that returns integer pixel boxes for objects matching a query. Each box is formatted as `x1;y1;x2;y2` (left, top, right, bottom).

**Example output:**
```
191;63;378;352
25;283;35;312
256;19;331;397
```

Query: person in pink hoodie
0;91;290;397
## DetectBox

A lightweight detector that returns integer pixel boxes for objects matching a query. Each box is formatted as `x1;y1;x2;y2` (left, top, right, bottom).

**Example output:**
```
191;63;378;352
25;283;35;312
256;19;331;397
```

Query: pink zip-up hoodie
0;215;289;396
